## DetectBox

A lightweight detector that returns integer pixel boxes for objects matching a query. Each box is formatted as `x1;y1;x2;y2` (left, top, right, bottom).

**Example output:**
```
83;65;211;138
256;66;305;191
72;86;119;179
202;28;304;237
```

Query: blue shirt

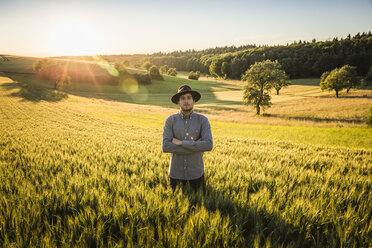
162;110;213;180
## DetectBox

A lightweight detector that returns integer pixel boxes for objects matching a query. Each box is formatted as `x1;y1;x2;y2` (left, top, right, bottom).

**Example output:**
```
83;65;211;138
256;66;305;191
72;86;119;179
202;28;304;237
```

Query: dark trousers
169;174;206;192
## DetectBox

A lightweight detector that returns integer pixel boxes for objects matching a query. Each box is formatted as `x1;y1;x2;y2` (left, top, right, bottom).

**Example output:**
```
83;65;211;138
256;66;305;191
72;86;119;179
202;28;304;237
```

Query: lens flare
130;85;149;103
120;77;139;94
92;55;119;77
90;55;149;103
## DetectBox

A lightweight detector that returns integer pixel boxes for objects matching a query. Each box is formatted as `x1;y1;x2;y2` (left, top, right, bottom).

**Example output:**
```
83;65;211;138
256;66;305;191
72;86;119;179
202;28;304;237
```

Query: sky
0;0;371;57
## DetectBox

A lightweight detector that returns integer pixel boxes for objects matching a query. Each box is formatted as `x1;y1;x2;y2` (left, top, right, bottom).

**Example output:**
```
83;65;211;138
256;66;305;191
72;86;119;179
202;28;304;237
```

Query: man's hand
172;138;182;146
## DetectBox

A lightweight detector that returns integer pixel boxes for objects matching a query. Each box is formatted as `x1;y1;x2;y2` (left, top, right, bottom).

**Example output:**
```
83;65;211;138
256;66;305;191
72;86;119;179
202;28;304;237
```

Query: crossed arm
162;116;213;154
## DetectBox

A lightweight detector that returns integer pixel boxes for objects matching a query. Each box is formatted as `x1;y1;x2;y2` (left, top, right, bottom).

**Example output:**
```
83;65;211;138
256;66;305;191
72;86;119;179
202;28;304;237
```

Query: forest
148;32;372;80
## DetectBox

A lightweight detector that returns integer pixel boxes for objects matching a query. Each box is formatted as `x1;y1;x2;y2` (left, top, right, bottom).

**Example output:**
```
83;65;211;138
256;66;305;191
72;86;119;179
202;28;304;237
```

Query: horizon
1;0;372;57
2;31;370;59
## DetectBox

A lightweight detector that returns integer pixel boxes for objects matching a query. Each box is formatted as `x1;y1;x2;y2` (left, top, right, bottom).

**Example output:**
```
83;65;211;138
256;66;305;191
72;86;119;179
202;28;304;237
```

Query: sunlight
47;18;101;56
92;55;119;77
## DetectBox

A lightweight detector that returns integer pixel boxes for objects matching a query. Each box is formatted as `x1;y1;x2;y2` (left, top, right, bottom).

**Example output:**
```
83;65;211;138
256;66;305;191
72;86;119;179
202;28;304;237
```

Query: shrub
132;73;152;85
188;71;200;80
167;68;177;76
149;66;163;80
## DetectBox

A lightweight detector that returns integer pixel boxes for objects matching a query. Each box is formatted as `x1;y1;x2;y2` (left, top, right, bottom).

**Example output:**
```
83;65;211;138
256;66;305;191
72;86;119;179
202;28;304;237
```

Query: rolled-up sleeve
181;117;213;152
162;116;193;154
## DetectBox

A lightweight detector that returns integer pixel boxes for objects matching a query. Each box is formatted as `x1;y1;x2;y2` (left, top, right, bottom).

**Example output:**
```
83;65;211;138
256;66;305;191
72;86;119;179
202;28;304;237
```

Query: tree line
56;32;372;83
148;32;372;80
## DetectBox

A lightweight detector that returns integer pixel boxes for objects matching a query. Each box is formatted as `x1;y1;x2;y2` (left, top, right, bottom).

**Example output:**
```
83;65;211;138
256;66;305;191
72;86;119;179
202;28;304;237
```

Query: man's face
178;93;194;112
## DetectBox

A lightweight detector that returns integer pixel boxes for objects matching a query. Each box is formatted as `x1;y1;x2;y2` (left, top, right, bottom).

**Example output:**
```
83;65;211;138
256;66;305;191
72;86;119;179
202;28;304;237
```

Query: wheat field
0;70;371;247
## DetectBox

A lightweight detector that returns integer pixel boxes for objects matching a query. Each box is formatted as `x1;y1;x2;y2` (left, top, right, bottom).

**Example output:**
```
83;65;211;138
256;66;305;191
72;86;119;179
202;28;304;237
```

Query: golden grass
1;71;371;246
1;57;371;128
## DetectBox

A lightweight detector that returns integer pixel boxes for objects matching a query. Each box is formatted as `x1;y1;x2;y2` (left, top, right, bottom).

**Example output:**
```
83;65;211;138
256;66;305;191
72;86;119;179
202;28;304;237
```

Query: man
162;85;213;192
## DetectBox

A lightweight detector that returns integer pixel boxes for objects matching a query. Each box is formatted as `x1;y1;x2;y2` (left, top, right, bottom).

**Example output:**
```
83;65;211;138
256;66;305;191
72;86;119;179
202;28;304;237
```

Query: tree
53;71;71;90
159;65;169;74
320;65;361;97
167;68;177;76
114;62;128;74
209;57;223;78
132;73;152;85
342;65;361;93
231;57;245;79
33;58;47;73
320;71;330;83
149;65;163;80
272;66;290;95
221;61;231;79
320;68;345;97
242;60;287;115
364;65;372;86
144;31;372;80
33;59;70;90
274;80;290;95
142;61;153;71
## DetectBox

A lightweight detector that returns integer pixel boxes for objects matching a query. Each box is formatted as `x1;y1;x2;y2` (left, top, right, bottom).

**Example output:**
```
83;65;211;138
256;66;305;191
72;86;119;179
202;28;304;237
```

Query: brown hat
171;85;201;104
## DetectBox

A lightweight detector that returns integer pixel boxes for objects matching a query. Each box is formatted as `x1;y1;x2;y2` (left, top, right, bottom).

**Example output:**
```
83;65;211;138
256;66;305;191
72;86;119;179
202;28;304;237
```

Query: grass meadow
0;56;371;247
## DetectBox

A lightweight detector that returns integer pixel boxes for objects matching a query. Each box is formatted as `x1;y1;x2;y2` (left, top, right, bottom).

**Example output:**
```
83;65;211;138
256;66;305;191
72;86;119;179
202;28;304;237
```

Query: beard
181;105;193;112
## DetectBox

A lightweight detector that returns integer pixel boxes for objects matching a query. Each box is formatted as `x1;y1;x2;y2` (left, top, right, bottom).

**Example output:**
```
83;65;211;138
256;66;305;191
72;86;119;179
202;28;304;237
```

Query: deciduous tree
142;61;153;71
242;60;287;115
149;65;163;80
320;65;361;97
33;59;70;90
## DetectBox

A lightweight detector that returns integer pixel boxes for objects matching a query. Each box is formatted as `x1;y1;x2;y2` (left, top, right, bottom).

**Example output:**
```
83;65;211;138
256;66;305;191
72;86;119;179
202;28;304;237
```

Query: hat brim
171;90;201;104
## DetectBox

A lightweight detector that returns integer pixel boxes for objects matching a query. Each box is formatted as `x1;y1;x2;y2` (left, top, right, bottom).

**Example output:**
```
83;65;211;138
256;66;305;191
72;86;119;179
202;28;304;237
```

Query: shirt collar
179;110;194;119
